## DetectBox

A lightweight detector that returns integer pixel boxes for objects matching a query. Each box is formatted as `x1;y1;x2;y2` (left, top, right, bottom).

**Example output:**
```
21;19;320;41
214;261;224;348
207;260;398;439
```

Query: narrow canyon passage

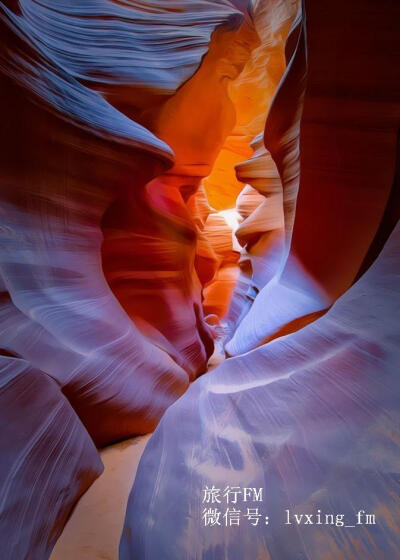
50;346;227;560
51;18;277;550
0;1;399;560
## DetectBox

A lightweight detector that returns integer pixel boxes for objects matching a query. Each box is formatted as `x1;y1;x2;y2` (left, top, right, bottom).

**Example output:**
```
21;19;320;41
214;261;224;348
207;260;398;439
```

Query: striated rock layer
0;356;103;560
224;133;285;336
102;13;258;376
204;0;297;211
121;221;400;560
202;0;297;327
120;0;400;558
226;0;400;355
1;0;399;558
0;1;259;557
0;0;256;441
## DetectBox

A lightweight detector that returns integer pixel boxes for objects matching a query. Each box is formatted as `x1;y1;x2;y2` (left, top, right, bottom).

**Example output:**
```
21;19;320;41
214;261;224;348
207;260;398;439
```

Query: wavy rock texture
0;356;103;560
0;1;261;557
0;0;258;439
0;94;188;446
201;0;297;330
226;0;400;355
192;184;221;291
204;0;298;211
121;221;400;560
224;133;285;336
120;0;400;558
1;0;399;558
102;13;258;376
236;137;284;290
224;2;306;355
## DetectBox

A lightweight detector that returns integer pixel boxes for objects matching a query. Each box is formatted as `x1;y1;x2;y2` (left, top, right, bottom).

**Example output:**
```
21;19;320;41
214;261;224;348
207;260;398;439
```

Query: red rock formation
204;0;296;211
0;2;258;556
0;0;257;442
120;1;400;557
2;0;399;558
202;210;241;319
227;0;400;355
288;0;399;301
225;134;285;335
121;222;400;560
0;87;188;446
102;17;259;376
204;0;298;334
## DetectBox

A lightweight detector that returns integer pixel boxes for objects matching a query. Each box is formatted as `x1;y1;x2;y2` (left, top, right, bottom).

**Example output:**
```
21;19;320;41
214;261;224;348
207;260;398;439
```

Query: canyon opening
0;1;399;559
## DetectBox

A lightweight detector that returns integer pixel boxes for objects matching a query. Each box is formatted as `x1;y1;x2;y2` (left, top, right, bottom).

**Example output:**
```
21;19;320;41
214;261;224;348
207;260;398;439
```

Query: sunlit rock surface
217;0;297;337
102;12;258;376
224;134;285;337
0;0;256;440
202;211;241;320
1;0;399;558
203;0;296;334
121;223;400;560
0;1;256;557
204;0;297;211
227;0;400;354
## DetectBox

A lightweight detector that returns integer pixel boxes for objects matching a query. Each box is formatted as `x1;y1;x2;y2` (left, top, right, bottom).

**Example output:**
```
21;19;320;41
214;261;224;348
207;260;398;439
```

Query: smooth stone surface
51;436;151;560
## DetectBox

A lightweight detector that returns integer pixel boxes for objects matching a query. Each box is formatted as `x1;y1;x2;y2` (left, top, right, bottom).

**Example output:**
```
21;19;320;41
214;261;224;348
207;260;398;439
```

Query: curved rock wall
1;0;399;558
224;133;285;336
0;356;103;559
120;0;400;558
121;222;400;560
203;0;297;330
102;14;258;376
0;0;257;441
0;1;259;557
226;0;400;355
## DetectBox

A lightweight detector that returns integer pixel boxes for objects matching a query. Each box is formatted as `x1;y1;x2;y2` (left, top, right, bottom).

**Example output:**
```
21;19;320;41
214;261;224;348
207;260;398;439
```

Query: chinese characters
202;486;268;527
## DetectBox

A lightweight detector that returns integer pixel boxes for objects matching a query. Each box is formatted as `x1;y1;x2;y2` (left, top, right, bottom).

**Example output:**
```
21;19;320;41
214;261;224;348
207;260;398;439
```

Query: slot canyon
0;1;399;559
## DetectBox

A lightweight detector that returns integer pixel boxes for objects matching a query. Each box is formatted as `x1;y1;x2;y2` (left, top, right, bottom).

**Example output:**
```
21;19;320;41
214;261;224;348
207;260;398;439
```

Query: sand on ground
50;434;151;560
